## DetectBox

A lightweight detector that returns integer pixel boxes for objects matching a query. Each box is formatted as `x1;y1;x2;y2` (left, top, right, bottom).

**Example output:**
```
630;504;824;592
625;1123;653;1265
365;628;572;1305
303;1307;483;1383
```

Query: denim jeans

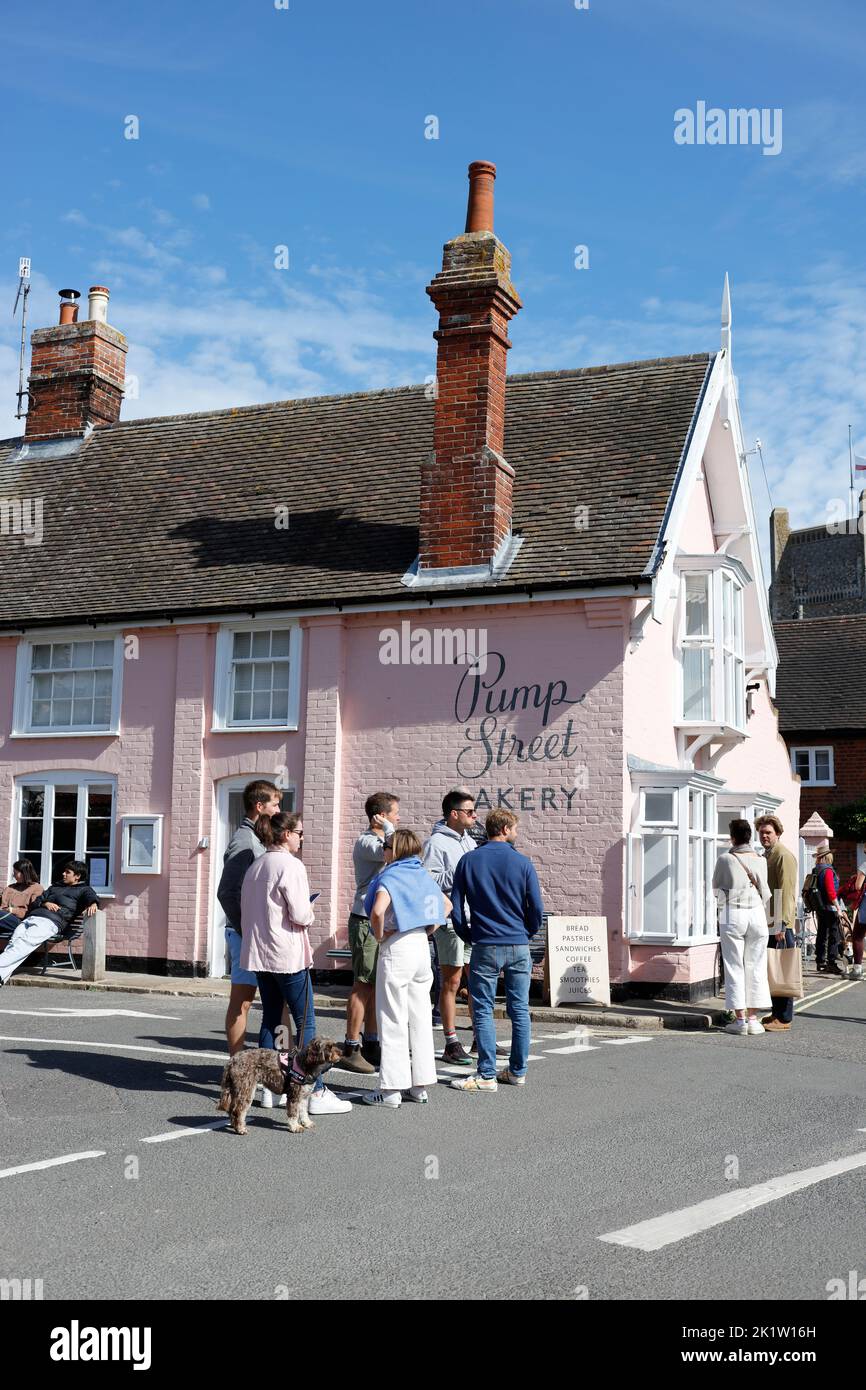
767;926;795;1023
256;968;323;1091
469;943;532;1079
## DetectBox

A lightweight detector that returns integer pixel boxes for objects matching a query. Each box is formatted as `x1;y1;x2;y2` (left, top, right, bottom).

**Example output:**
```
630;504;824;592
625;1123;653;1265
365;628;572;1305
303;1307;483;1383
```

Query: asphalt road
1;978;864;1301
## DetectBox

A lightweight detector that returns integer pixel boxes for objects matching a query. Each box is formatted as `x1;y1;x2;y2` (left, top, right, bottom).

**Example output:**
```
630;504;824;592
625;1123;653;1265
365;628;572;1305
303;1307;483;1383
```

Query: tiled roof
0;353;712;628
774;616;866;730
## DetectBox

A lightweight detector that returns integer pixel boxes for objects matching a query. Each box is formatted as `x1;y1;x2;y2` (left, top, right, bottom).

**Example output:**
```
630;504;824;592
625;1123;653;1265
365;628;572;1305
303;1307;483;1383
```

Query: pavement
1;969;864;1301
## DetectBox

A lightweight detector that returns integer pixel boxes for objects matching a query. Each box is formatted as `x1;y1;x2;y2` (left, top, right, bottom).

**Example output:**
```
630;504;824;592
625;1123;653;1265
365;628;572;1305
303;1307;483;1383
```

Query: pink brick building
0;165;798;1000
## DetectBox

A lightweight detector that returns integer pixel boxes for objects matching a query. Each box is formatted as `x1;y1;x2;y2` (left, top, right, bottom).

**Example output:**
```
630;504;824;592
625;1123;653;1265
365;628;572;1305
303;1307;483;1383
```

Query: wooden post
82;909;106;982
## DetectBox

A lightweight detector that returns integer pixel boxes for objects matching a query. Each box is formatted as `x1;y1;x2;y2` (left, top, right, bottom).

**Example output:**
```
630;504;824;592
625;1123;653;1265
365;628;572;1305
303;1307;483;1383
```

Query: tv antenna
12;256;31;418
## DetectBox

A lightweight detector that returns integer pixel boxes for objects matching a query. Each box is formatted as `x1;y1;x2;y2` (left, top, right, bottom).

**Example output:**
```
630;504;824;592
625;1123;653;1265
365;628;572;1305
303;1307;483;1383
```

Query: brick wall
788;728;866;877
26;321;127;439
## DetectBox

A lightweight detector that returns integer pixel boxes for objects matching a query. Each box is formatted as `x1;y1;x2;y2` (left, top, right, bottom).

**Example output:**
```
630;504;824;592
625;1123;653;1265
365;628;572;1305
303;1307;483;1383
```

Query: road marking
599;1037;655;1046
795;981;854;1012
0;1007;182;1021
544;1042;600;1055
598;1147;866;1251
142;1121;229;1143
0;1034;225;1061
0;1150;105;1180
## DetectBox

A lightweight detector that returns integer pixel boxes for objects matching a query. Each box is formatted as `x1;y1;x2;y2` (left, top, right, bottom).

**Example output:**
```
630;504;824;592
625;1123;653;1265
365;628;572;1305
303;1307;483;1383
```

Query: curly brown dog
217;1037;343;1135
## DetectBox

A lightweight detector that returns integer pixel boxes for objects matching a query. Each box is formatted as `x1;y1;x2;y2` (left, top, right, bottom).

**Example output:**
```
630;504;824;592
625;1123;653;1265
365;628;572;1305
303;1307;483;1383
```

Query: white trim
11;771;117;892
212;621;302;733
120;815;163;876
12;633;123;737
790;745;835;787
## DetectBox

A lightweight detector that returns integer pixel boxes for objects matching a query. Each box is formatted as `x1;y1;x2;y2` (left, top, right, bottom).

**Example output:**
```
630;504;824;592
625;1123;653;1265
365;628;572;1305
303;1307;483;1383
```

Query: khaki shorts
434;921;471;969
348;913;379;984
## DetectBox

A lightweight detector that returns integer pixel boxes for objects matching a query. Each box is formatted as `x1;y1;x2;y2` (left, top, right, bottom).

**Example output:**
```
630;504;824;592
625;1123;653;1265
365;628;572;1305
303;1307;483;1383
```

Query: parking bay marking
0;1007;182;1021
598;1144;866;1251
0;1033;226;1061
0;1150;106;1180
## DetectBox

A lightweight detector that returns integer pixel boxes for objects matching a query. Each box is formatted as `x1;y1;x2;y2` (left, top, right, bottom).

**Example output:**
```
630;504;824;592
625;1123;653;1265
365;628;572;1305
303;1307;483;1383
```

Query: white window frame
120;814;163;876
12;631;123;737
11;772;117;894
627;772;722;944
675;558;748;734
790;746;835;787
212;621;302;732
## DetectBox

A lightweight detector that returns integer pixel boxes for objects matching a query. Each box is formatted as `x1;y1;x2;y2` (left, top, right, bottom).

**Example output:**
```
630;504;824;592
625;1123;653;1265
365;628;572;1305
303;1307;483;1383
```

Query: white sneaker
258;1084;274;1108
851;965;863;980
725;1019;748;1035
361;1089;402;1107
307;1086;352;1115
496;1041;511;1056
746;1019;765;1035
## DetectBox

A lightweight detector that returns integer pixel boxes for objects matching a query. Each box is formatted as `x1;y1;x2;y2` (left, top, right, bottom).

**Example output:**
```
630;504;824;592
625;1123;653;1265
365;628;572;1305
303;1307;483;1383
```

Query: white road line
599;1147;866;1251
142;1121;229;1143
599;1037;655;1046
0;1150;105;1180
0;1034;225;1061
544;1042;600;1055
0;1007;182;1020
795;981;854;1012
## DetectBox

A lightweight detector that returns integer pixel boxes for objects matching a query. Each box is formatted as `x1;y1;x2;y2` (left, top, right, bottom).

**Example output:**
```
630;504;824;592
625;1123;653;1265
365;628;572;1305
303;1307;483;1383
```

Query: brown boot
338;1044;376;1074
763;1018;791;1031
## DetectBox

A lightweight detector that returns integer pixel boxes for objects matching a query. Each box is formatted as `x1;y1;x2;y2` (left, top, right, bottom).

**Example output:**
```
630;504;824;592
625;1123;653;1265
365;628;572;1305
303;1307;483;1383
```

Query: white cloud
192;194;211;212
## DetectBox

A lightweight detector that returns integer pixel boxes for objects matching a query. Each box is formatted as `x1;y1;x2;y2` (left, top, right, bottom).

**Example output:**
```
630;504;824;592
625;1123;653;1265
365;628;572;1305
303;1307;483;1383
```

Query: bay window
677;562;746;732
626;775;721;941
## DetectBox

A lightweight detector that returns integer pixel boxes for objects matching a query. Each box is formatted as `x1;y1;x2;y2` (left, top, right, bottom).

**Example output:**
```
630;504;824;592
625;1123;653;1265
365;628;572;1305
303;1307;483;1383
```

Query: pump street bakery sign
452;651;586;812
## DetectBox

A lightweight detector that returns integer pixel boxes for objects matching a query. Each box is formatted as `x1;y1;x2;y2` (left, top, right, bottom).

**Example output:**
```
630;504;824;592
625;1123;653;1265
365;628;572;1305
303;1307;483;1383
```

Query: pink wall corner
714;679;801;856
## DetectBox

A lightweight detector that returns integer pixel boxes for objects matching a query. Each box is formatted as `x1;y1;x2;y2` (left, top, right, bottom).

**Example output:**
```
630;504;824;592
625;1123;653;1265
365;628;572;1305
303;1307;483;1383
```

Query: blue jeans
469;943;532;1079
256;969;323;1092
768;927;796;1023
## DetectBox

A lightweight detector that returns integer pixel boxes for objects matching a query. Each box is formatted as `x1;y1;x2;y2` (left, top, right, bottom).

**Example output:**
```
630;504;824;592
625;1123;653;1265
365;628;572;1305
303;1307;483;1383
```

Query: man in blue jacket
449;809;544;1092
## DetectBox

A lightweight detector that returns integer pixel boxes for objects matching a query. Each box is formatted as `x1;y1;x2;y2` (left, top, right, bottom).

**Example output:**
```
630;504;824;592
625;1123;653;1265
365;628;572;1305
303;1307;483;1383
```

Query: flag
855;453;866;472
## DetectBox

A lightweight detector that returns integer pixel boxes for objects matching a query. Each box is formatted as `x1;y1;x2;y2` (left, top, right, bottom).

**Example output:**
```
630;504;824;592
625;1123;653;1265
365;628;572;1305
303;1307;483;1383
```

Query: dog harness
277;1051;315;1094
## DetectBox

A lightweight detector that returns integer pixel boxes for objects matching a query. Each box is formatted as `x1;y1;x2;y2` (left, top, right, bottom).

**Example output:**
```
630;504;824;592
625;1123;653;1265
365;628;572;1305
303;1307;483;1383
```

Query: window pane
86;818;111;851
128;823;155;868
815;750;830;780
272;661;289;692
232;690;252;722
644;791;675;823
20;818;43;851
270;630;290;658
18;852;41;880
92;697;111;725
252;691;271;721
32;701;52;727
724;651;735;726
722;576;734;646
233;631;251;659
643;834;675;935
54;672;74;699
272;689;289;722
53;819;77;852
52;644;71;670
52;699;72;726
685;575;710;637
691;837;704;936
31;645;51;671
88;788;112;816
73;670;95;698
794;750;810;779
251;630;271;659
234;664;252;692
72;699;92;725
252;663;272;692
94;669;113;697
683;647;711;720
72;641;93;667
32;673;52;701
54;789;78;818
21;786;45;818
733;586;744;655
93;640;114;665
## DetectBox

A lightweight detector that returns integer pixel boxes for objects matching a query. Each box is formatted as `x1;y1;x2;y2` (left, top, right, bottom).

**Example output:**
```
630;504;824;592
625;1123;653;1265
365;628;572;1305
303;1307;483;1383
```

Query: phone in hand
310;892;320;902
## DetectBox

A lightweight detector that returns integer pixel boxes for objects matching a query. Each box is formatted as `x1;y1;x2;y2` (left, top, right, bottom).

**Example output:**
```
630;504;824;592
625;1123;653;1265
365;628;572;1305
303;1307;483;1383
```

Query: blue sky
2;0;866;542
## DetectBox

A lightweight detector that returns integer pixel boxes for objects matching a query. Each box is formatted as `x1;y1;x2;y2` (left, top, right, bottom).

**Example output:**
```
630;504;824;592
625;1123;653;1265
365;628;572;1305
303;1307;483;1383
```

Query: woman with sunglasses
240;812;350;1117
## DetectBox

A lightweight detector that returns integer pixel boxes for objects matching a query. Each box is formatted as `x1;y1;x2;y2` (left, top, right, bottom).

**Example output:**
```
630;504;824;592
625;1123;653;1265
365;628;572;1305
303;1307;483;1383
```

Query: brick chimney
25;286;127;439
419;161;522;573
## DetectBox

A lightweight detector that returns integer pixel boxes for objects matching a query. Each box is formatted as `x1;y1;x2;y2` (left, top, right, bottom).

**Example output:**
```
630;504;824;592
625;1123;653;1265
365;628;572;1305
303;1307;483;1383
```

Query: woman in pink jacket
240;812;349;1116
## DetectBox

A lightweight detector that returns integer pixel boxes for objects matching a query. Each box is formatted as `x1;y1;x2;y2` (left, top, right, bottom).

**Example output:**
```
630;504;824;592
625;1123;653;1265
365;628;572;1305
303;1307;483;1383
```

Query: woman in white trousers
363;829;449;1107
713;818;772;1035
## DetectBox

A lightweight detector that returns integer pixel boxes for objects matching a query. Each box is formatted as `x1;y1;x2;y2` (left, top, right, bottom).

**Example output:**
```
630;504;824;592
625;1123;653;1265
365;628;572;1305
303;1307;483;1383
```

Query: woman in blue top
363;829;449;1107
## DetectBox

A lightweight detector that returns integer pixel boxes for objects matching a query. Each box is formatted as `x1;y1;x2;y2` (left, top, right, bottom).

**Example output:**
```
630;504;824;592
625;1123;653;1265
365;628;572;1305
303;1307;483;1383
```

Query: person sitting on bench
0;860;100;986
0;859;45;937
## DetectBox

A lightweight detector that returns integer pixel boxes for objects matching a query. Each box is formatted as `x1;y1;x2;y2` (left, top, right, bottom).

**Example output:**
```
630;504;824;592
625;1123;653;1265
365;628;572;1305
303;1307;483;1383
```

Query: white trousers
0;915;57;983
719;908;772;1012
376;929;437;1092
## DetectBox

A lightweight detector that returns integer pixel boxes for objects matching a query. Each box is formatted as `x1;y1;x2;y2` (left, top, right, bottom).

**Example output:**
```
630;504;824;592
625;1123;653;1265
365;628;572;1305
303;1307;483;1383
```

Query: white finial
720;272;731;355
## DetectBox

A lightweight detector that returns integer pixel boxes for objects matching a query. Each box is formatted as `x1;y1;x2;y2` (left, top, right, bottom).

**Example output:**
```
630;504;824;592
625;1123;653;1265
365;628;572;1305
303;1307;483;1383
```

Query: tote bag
766;946;804;1000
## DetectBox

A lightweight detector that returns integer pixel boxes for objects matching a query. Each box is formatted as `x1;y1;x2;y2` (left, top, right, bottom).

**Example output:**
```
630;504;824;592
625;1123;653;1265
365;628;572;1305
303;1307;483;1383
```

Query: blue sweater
450;841;544;946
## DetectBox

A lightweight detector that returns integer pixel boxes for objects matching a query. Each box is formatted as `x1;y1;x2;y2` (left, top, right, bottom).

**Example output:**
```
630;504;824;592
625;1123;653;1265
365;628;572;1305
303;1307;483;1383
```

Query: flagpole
849;424;856;522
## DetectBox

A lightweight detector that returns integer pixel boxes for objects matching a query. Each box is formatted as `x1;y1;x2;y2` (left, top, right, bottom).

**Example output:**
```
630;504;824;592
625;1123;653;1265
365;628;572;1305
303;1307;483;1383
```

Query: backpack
801;870;825;914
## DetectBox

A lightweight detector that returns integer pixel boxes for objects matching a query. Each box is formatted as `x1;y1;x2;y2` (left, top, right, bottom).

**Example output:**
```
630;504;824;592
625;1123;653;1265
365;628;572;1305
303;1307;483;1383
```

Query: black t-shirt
28;883;101;934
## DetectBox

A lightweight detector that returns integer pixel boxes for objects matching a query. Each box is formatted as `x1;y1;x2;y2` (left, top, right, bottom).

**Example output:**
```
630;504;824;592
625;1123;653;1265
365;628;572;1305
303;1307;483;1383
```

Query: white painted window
13;635;122;735
791;746;834;786
678;568;745;730
120;815;163;875
629;782;719;941
213;624;302;731
13;774;116;891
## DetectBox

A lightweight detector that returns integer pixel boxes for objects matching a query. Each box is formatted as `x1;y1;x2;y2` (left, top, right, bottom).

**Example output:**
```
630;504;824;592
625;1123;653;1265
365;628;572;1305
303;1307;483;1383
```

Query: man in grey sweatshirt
340;791;400;1073
423;790;477;1066
217;779;280;1056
